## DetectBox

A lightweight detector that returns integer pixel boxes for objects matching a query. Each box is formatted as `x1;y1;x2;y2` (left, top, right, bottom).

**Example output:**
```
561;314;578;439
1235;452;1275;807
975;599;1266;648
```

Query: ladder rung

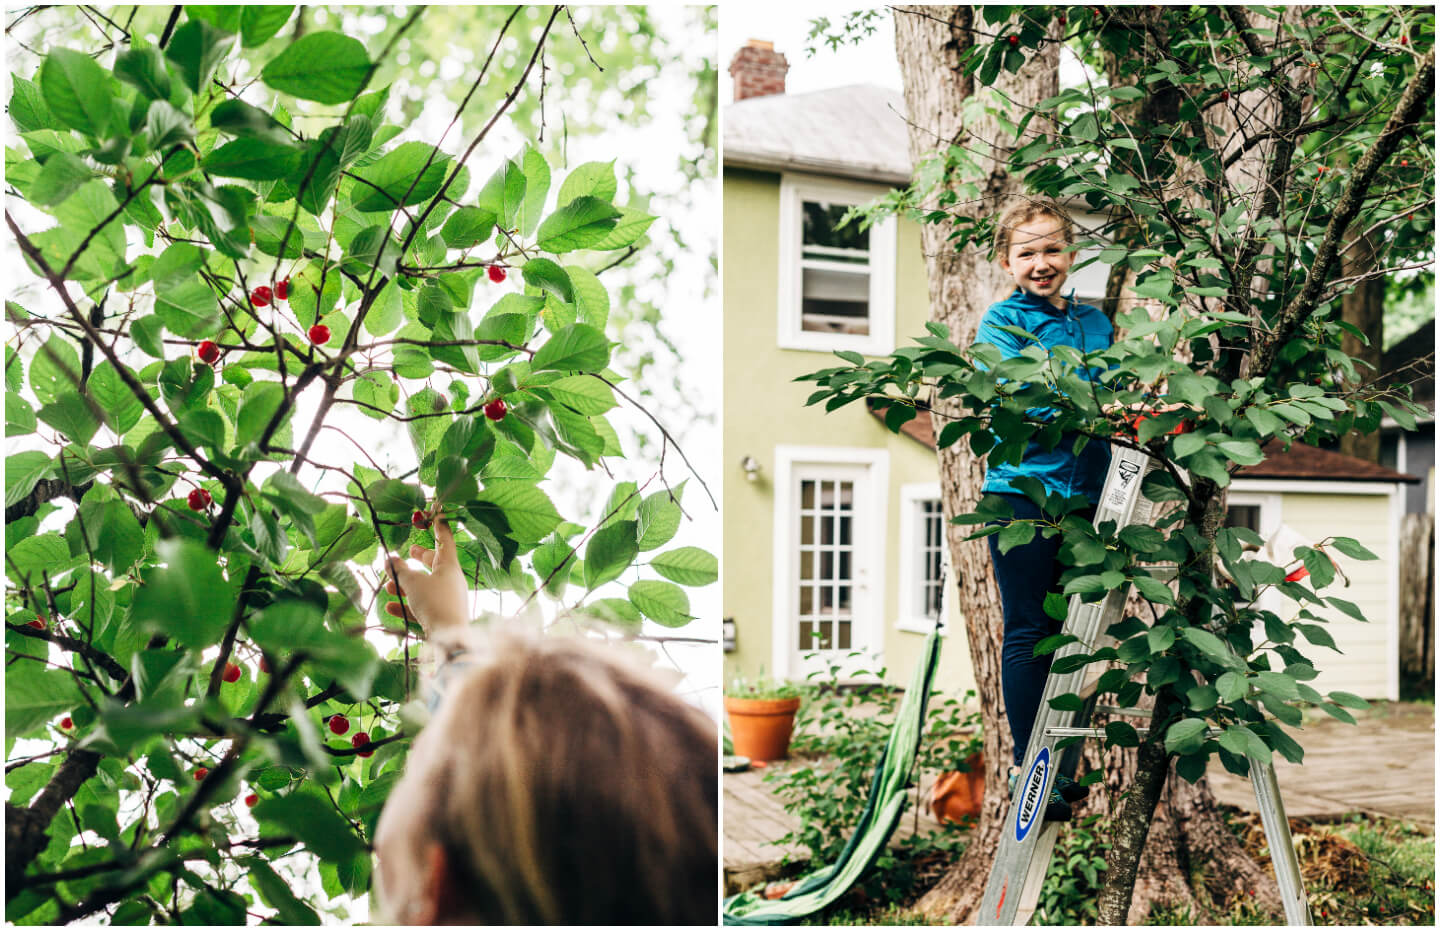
1044;725;1223;740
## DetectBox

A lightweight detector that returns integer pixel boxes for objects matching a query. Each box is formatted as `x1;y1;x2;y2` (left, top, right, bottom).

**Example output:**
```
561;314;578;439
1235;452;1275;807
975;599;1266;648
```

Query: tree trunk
1339;231;1385;463
891;6;1061;922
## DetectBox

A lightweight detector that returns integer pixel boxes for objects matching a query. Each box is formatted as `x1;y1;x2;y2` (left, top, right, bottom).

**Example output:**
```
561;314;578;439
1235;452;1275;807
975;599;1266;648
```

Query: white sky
720;3;903;101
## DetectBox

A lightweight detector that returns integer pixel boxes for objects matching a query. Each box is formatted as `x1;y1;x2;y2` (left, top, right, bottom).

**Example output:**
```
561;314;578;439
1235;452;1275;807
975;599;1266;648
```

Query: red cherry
1220;90;1230;102
483;397;507;422
487;264;507;283
251;286;272;307
1057;14;1066;25
308;323;331;345
412;510;431;530
1400;34;1408;45
1317;165;1327;173
328;714;350;736
275;278;289;301
27;616;45;630
1008;35;1019;46
1401;159;1409;167
61;716;73;729
222;662;241;683
259;656;271;674
1285;566;1309;582
187;488;212;512
1408;213;1416;221
194;767;209;781
351;732;373;757
244;793;259;807
197;340;220;365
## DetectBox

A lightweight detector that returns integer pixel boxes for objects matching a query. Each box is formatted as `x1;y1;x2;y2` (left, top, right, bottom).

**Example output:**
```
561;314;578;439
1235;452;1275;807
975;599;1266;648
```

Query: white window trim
1225;491;1284;627
771;445;889;682
776;173;897;356
896;482;950;635
1230;479;1397;496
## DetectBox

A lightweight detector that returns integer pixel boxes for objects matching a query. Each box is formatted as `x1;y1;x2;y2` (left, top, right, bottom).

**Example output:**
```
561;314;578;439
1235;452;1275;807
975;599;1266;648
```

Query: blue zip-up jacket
974;288;1113;503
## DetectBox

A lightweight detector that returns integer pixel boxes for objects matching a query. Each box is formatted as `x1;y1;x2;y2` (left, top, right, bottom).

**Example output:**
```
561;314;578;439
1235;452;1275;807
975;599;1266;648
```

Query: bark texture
891;6;1060;923
1338;231;1385;463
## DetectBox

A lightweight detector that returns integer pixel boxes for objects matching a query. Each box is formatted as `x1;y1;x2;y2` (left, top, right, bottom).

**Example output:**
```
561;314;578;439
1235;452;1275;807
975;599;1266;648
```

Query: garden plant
5;5;717;924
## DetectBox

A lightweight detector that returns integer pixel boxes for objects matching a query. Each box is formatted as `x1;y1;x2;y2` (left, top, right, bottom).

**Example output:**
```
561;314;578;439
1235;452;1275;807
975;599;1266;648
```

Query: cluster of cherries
196;276;333;365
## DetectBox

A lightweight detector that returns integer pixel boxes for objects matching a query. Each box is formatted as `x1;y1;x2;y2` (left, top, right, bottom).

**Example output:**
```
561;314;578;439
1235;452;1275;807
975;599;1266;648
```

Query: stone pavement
723;701;1434;894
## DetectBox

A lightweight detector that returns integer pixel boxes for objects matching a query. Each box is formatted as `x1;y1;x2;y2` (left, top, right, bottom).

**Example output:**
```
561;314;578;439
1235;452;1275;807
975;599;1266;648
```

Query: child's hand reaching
384;516;469;636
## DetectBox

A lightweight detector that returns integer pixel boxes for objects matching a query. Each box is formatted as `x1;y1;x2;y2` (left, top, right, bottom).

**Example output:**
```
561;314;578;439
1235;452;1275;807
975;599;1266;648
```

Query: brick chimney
729;39;789;102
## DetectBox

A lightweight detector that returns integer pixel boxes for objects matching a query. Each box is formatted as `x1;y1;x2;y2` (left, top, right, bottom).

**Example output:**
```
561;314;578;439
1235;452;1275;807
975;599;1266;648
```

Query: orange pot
930;752;985;824
724;696;801;762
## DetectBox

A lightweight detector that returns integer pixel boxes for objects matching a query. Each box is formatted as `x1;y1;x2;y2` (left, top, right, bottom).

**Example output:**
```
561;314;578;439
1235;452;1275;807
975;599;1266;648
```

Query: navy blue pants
987;493;1090;767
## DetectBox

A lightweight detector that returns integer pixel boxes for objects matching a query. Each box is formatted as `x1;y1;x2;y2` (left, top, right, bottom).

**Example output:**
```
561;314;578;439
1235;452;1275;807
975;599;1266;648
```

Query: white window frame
1224;490;1284;627
771;445;889;682
897;482;950;635
777;173;897;356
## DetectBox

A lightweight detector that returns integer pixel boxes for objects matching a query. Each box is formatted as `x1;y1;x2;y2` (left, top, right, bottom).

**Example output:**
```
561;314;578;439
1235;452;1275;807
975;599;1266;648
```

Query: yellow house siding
1274;490;1399;699
723;167;976;701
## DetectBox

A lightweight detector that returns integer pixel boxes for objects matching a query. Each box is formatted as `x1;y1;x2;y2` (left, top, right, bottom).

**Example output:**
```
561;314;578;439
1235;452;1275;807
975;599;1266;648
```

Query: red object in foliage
276;278;289;301
28;616;46;630
251;285;272;307
412;510;431;530
197;340;220;365
484;397;507;421
61;717;73;729
194;767;209;781
308;323;331;345
187;488;212;511
488;264;507;283
222;662;241;683
352;732;374;757
328;715;350;736
259;655;271;674
1008;35;1019;46
1220;90;1231;102
1285;565;1309;582
245;793;259;807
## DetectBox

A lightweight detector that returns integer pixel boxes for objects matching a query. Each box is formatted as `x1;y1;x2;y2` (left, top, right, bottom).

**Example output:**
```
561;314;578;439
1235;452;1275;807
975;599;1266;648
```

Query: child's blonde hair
377;625;717;925
992;198;1075;262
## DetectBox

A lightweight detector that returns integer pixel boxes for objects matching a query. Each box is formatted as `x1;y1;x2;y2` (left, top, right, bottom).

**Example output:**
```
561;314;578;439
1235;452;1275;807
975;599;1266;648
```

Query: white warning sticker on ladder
1103;459;1143;512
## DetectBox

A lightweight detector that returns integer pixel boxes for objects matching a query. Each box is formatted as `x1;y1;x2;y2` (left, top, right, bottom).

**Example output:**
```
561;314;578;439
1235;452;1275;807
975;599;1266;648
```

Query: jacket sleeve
973;307;1055;422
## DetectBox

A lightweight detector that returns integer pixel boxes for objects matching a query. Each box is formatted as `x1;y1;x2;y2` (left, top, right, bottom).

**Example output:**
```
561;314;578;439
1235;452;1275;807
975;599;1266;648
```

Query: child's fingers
410;544;435;569
386;555;419;590
384;601;411;620
433;517;456;564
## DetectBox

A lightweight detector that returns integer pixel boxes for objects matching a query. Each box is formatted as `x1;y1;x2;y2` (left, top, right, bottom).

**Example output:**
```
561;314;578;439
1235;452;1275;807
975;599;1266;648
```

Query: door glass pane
797;477;857;655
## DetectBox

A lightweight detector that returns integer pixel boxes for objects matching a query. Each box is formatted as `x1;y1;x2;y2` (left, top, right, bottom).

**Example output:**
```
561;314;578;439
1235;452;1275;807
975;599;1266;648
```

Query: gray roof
723;84;913;184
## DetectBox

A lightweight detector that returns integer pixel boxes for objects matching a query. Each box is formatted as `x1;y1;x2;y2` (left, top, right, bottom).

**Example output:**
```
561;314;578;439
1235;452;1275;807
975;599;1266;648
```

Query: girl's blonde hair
992;198;1075;262
380;625;717;925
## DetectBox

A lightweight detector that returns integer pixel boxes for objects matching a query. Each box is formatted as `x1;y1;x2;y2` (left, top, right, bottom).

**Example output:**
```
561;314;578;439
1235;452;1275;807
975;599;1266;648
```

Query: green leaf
245;859;320;924
1047;693;1085;711
30;152;93;207
261;32;373;104
628;579;693;627
477;158;526;226
544;374;615;416
113;45;172;101
440;206;497;249
476;482;561;543
6;665;83;737
236;381;288;448
130;539;235;648
353;141;451;212
649;546;718;586
1180;627;1237;666
151;242;207;287
1215;671;1247;702
588;207;657;251
1327;690;1369;710
154;277;221;338
1328;536;1378;561
1216;439;1264;466
583;519;639;589
165;19;235;93
29;335;81;405
203;138;302;180
240;5;295;47
636;491;682;551
531;323;610;373
363;479;424;515
210;98;290;141
1164;717;1208;754
535;196;621;253
5;451;50;508
40;49;117;138
556;160;616;205
38;391;100;444
516;144;551;237
6;533;71;577
521;258;575;303
253;793;367;861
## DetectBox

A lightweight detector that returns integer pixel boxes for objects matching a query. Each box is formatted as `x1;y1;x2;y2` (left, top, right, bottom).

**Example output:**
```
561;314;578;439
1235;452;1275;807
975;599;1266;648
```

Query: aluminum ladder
978;443;1312;925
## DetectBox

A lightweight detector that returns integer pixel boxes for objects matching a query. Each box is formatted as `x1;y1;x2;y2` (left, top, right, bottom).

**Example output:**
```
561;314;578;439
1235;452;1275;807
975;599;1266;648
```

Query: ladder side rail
1249;759;1313;925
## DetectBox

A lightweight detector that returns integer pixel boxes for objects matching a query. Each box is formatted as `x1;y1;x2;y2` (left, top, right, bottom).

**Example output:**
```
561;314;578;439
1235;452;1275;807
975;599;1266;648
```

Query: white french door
774;449;887;681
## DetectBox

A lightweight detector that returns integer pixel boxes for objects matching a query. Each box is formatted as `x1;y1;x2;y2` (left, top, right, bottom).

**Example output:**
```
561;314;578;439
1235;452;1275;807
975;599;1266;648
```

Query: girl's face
1001;215;1073;308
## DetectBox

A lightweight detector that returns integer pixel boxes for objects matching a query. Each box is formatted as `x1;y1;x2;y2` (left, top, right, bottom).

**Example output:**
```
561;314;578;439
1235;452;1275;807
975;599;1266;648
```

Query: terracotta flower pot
724;695;801;762
930;752;985;824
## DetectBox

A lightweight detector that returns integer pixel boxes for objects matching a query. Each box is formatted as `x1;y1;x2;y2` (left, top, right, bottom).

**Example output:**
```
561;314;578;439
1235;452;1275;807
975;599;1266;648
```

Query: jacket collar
1009;287;1074;316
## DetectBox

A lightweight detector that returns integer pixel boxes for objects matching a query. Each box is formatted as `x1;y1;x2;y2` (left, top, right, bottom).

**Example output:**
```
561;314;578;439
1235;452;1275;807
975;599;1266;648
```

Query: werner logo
1117;460;1140;487
1014;748;1050;842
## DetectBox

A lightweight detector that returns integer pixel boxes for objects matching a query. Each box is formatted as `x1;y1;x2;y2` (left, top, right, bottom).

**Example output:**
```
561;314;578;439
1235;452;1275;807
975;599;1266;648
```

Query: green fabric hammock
723;625;944;925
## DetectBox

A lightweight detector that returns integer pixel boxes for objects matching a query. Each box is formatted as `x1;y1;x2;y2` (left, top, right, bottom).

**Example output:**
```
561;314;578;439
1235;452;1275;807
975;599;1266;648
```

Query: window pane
802;200;869;253
802;266;870;334
838;620;851;650
800;550;814;580
1226;505;1260;533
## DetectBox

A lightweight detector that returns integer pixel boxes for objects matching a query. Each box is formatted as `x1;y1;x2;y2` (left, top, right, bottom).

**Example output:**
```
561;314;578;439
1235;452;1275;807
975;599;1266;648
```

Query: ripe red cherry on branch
197;340;220;365
1008;34;1019;46
1220;90;1231;102
222;662;241;683
27;616;46;630
412;510;431;530
187;488;212;512
251;285;272;307
352;732;374;757
194;767;209;781
61;716;73;729
244;793;259;807
484;397;507;421
1401;159;1409;167
328;714;350;736
276;278;289;301
488;264;507;283
308;323;331;345
1057;13;1066;25
1400;34;1408;45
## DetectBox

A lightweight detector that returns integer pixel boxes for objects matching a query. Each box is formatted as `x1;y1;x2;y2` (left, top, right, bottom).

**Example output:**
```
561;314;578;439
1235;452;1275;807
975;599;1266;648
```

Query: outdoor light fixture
723;617;736;652
740;455;761;482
